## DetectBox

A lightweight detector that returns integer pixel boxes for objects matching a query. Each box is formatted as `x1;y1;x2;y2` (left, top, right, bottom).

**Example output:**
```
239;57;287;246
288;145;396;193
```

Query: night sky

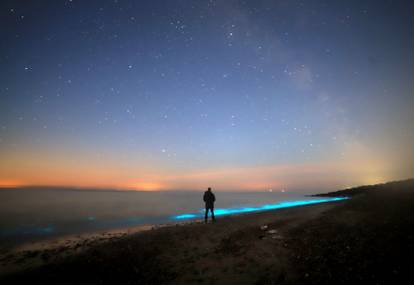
1;0;413;191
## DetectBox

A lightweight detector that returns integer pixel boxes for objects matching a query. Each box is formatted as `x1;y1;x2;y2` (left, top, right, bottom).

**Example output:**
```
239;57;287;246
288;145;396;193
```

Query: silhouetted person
203;187;216;223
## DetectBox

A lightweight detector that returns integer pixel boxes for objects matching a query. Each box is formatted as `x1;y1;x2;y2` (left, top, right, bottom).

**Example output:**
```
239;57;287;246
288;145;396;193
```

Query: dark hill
312;179;414;197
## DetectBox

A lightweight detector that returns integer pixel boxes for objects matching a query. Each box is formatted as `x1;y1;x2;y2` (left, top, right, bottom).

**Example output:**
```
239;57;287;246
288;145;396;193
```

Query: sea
0;187;341;246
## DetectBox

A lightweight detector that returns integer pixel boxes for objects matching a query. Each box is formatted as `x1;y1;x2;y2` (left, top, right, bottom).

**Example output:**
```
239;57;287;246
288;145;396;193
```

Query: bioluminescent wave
172;197;349;220
0;190;350;246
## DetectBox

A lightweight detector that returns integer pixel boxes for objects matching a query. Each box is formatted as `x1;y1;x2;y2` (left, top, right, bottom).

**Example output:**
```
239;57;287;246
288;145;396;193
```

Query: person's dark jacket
203;191;215;208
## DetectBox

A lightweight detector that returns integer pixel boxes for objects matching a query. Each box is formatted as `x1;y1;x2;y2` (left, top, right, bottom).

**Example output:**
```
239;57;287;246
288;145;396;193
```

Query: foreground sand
1;179;413;284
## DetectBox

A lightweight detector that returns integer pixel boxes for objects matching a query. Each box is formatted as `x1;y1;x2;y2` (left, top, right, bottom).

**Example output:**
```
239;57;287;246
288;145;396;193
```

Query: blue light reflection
172;197;349;220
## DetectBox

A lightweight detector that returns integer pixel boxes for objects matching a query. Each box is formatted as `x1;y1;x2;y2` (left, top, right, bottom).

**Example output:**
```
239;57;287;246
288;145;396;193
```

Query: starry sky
1;0;413;192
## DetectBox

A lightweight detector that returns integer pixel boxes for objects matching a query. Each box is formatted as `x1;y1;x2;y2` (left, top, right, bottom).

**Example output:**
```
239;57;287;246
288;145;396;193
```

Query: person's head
207;187;211;192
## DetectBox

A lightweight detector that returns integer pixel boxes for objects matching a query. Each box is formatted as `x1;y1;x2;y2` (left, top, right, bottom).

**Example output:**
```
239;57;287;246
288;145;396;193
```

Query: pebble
271;235;283;239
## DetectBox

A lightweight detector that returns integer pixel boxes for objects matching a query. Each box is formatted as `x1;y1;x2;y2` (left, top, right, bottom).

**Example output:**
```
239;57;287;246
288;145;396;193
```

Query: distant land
312;178;414;197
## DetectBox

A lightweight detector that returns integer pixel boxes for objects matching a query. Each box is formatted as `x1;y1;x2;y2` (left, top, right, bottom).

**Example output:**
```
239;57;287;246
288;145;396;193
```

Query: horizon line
1;178;412;193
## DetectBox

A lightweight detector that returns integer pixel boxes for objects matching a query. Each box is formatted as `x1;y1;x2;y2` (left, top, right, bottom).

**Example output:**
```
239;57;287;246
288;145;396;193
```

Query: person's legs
205;207;208;223
211;207;215;222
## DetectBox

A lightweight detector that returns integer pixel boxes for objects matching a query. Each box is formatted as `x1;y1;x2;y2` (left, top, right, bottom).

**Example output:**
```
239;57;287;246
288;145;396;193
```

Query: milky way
1;1;413;191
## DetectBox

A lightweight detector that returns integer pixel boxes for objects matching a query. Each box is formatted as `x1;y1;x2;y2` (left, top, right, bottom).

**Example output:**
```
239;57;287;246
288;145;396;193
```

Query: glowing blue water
0;189;350;246
172;197;349;220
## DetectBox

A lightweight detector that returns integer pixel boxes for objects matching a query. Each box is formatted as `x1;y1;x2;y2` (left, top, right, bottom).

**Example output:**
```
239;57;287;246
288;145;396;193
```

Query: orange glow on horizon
0;179;25;188
125;182;165;191
0;140;397;192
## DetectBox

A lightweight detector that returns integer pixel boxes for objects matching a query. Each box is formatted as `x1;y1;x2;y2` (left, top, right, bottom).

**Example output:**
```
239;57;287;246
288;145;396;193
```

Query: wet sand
1;179;413;284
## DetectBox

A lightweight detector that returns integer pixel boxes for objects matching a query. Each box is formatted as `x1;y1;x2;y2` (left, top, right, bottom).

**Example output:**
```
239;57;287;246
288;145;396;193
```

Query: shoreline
0;195;348;251
1;179;413;284
1;196;348;253
0;198;346;278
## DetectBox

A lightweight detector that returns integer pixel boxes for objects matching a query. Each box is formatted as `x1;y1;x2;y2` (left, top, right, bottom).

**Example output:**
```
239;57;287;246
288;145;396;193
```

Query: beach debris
260;225;268;230
266;229;278;234
271;235;283;240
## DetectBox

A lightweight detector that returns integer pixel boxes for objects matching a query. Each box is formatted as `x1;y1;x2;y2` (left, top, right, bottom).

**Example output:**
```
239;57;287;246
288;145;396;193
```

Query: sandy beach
1;179;413;284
